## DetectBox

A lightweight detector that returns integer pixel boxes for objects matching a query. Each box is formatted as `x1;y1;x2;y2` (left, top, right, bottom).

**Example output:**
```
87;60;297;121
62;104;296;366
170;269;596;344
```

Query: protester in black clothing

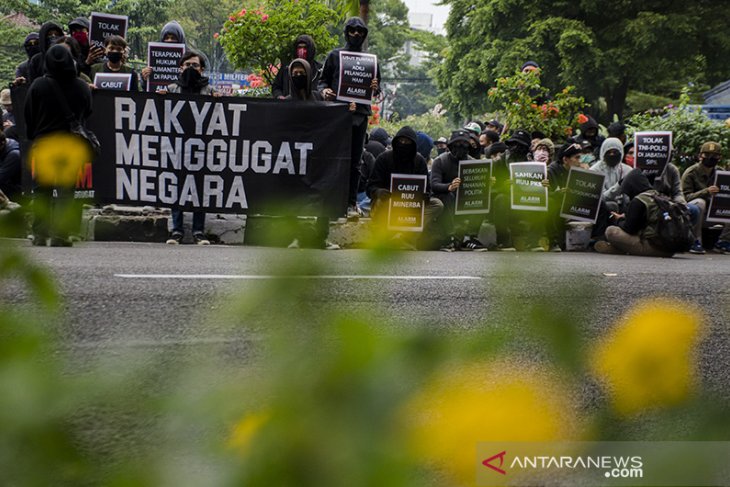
370;128;391;150
319;17;381;218
27;22;65;84
68;17;101;77
0;132;21;200
367;126;443;248
575;115;605;159
14;33;40;83
25;45;93;247
273;35;322;99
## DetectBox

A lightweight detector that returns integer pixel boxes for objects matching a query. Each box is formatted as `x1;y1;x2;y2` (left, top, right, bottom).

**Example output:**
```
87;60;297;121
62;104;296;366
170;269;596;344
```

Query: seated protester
595;169;675;257
357;142;377;216
0;131;21;200
530;131;546;153
431;129;486;251
162;50;218;245
68;17;100;77
485;141;507;161
575;115;605;159
27;22;65;84
272;35;322;99
486;119;503;135
578;139;596;166
15;33;40;84
590;137;633;213
623;141;635;168
545;143;610;251
416;131;434;169
367;126;444;248
55;36;92;83
480;130;499;156
90;35;140;91
532;138;553;164
463;122;482;159
370;127;391;151
607;122;627;145
681;141;730;254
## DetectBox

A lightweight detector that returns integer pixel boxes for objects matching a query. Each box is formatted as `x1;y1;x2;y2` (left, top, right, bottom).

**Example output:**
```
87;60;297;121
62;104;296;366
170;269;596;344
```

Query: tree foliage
438;0;730;122
218;0;339;84
0;19;32;86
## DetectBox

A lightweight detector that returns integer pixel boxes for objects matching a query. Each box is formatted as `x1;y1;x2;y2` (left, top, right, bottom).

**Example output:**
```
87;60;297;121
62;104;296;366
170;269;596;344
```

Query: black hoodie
272;35;323;99
28;22;65;83
25;45;92;140
283;59;322;101
367;126;430;197
318;17;381;118
575;115;605;157
617;168;655;235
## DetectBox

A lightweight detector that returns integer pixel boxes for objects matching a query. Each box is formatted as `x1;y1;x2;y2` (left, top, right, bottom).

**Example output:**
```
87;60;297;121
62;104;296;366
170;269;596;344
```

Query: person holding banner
681;142;729;254
90;35;140;91
162;50;218;245
367;126;443;248
318;17;381;219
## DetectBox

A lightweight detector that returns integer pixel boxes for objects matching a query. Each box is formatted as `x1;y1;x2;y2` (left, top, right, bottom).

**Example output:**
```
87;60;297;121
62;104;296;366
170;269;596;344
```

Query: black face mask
25;44;41;59
604;152;622;167
393;141;417;163
107;51;123;64
292;74;308;90
346;34;364;50
702;157;720;168
436;147;446;156
450;145;469;161
180;67;202;87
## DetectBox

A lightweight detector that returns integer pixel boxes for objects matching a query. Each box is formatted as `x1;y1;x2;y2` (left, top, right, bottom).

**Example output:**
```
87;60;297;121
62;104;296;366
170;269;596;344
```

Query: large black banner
86;91;351;216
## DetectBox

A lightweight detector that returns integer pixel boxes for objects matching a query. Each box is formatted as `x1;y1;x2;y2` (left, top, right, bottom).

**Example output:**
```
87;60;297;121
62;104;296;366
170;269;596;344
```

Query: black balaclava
620;168;653;199
45;44;77;82
392;126;418;166
604;149;622;167
293;35;316;66
178;52;208;93
287;58;313;100
24;33;40;59
344;17;368;52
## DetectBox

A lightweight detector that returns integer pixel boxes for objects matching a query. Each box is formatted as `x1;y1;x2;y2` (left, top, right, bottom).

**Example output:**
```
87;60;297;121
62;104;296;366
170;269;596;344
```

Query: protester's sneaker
166;232;183;245
194;233;210;245
530;245;546;252
49;237;73;247
287;238;301;249
689;240;705;255
346;205;363;219
323;240;341;250
495;244;517;252
594;241;622;254
462;238;487;252
31;235;47;246
713;240;730;255
549;243;562;252
440;237;460;252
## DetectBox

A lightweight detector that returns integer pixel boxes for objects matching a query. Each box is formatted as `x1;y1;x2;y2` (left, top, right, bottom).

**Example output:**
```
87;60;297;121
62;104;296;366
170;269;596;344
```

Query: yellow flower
402;360;579;484
30;133;92;187
591;299;704;417
228;411;269;454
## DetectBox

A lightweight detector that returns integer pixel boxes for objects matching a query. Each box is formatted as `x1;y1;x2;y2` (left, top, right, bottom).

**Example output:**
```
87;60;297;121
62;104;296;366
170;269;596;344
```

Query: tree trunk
359;0;369;25
606;78;630;121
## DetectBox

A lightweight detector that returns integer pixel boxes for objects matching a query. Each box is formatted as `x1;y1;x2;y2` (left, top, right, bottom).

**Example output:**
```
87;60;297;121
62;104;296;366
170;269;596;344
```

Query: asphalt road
2;240;730;479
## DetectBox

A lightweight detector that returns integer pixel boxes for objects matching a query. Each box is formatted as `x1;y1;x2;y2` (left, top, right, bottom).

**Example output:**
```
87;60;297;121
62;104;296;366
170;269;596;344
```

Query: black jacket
547;161;569;192
617;169;654;235
318;17;380;118
0;138;21;198
28;22;65;84
25;47;93;140
430;152;460;195
367;127;430;197
273;35;323;99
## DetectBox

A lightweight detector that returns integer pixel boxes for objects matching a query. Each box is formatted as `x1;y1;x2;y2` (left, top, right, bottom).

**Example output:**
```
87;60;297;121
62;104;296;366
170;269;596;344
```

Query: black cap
448;129;472;146
607;122;626;137
507;129;531;148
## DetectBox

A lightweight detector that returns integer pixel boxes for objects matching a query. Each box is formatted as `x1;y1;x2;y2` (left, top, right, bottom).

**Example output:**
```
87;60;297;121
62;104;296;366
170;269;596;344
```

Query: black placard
560;167;606;223
89;12;128;51
455;160;492;215
388;173;427;232
635;131;672;180
707;170;730;223
509;162;548;211
337;51;377;104
146;42;186;93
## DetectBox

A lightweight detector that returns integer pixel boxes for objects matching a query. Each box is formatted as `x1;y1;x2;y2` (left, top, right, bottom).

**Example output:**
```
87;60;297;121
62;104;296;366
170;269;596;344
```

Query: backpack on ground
644;193;695;253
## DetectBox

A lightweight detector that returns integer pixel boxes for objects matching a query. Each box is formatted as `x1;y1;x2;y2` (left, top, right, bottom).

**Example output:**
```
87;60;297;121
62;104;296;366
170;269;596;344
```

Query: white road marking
114;274;482;280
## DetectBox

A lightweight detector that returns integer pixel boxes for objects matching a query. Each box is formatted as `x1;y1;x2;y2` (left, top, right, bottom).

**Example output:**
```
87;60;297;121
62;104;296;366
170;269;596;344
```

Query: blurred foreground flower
591;299;704;417
229;411;270;455
403;360;579;484
30;133;91;187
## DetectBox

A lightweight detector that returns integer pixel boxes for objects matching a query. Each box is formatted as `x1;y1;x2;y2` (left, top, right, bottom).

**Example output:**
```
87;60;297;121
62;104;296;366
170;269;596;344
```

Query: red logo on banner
483;450;507;475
